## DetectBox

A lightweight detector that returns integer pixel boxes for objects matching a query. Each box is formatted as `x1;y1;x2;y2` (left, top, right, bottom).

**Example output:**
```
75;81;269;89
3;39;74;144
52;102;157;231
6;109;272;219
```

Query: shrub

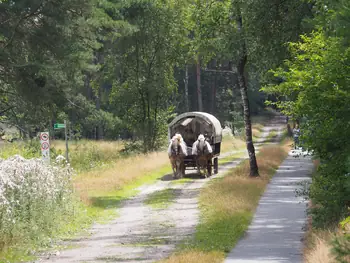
0;155;76;253
0;140;41;159
331;216;350;263
309;160;350;228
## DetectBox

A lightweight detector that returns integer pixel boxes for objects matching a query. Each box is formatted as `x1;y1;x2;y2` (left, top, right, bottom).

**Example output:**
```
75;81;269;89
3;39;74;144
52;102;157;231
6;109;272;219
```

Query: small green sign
54;123;65;129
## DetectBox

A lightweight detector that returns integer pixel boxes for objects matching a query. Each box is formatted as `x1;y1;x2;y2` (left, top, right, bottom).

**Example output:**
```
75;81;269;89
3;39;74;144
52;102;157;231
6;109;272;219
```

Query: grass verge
218;152;247;165
171;178;193;185
0;152;172;263
220;135;245;154
160;140;290;263
266;130;278;141
79;161;172;223
303;230;336;263
144;189;176;209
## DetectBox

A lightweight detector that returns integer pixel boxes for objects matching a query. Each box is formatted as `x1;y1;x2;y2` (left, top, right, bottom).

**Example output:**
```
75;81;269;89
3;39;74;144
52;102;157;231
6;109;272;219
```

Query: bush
0;140;41;159
332;216;350;263
0;155;76;254
66;140;123;171
309;162;350;228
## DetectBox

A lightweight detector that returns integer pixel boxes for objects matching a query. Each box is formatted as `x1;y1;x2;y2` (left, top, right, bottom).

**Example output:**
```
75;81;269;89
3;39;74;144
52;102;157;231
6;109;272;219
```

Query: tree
187;0;311;176
0;0;103;133
262;3;350;259
107;0;188;151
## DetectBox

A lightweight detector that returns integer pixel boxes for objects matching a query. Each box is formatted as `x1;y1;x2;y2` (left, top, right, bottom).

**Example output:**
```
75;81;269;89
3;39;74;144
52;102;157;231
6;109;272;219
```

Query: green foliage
331;215;350;263
107;0;185;151
0;140;41;159
309;163;349;228
262;1;350;228
67;141;121;172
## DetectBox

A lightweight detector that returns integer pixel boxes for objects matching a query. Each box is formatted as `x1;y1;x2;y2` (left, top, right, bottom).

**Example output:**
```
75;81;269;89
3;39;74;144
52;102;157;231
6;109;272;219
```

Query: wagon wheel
213;157;218;174
175;159;182;179
181;162;186;178
207;159;212;177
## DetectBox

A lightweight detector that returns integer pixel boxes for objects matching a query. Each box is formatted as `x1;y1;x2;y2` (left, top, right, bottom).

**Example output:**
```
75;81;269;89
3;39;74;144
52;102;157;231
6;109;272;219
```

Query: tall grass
0;156;85;262
51;139;125;172
304;213;350;263
0;140;125;173
220;135;246;153
0;140;41;159
74;151;170;205
304;231;336;263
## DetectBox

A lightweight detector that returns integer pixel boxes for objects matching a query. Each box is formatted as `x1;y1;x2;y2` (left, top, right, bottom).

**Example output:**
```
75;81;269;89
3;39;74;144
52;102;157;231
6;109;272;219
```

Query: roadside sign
40;133;49;141
41;142;49;150
40;132;50;163
54;123;65;129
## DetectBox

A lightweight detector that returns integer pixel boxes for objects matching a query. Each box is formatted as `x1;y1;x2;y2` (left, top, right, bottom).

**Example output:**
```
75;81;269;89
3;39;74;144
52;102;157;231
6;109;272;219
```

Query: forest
0;0;311;148
0;0;349;262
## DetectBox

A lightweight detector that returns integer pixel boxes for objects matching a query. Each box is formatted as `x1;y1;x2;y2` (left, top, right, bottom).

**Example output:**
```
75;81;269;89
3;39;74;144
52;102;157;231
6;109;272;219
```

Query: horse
168;134;187;179
192;134;213;178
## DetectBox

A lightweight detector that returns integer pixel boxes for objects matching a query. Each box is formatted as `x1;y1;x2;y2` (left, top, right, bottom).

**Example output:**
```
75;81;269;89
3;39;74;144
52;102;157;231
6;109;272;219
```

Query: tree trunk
184;65;189;112
196;56;203;111
95;87;103;140
211;59;217;114
237;15;259;177
85;74;92;100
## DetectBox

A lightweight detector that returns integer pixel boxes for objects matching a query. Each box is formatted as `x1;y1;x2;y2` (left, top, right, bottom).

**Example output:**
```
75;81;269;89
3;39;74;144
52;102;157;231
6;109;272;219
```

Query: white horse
168;134;187;179
192;134;213;177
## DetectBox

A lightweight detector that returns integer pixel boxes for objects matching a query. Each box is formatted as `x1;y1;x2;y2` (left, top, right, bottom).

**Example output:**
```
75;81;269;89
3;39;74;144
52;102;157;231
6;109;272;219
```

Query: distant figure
293;124;301;149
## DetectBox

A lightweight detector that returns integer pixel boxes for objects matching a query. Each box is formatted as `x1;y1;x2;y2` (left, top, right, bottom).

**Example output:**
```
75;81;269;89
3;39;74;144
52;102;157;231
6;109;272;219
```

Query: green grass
144;189;176;209
266;130;278;141
218;152;246;165
85;165;172;222
181;212;251;253
0;198;91;263
170;178;193;185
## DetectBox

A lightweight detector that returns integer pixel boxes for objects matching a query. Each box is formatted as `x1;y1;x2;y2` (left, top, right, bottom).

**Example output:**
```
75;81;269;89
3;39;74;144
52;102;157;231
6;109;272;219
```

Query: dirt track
36;116;286;263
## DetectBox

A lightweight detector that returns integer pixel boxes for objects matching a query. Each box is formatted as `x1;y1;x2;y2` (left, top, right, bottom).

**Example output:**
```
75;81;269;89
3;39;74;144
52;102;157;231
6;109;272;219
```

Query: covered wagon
168;112;223;176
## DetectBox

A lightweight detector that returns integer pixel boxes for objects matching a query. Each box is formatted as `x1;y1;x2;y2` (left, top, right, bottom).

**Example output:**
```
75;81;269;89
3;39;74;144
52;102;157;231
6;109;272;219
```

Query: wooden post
196;56;203;111
64;120;69;163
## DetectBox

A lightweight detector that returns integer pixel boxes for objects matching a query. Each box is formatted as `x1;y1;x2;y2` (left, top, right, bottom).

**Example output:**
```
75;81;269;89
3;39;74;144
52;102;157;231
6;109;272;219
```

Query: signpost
54;123;65;129
40;132;50;163
53;121;69;163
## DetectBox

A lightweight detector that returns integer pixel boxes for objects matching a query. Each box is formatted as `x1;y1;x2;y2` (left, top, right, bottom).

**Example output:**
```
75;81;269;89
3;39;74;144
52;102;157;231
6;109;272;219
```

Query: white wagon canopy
168;111;223;147
168;112;223;175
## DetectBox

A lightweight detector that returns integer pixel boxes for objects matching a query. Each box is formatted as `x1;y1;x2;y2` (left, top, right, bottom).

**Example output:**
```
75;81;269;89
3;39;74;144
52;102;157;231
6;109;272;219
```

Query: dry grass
220;135;246;153
51;139;124;152
252;123;264;139
74;151;169;204
202;143;289;219
162;140;290;262
161;250;225;263
303;214;350;263
304;231;335;263
51;139;126;172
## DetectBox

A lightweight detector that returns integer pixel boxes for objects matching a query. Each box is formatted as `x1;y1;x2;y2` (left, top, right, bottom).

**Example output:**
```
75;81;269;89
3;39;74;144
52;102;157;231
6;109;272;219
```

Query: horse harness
196;139;208;155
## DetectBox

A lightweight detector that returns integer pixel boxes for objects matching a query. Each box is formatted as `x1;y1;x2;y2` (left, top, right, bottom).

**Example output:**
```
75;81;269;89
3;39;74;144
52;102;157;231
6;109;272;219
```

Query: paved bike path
225;154;314;263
